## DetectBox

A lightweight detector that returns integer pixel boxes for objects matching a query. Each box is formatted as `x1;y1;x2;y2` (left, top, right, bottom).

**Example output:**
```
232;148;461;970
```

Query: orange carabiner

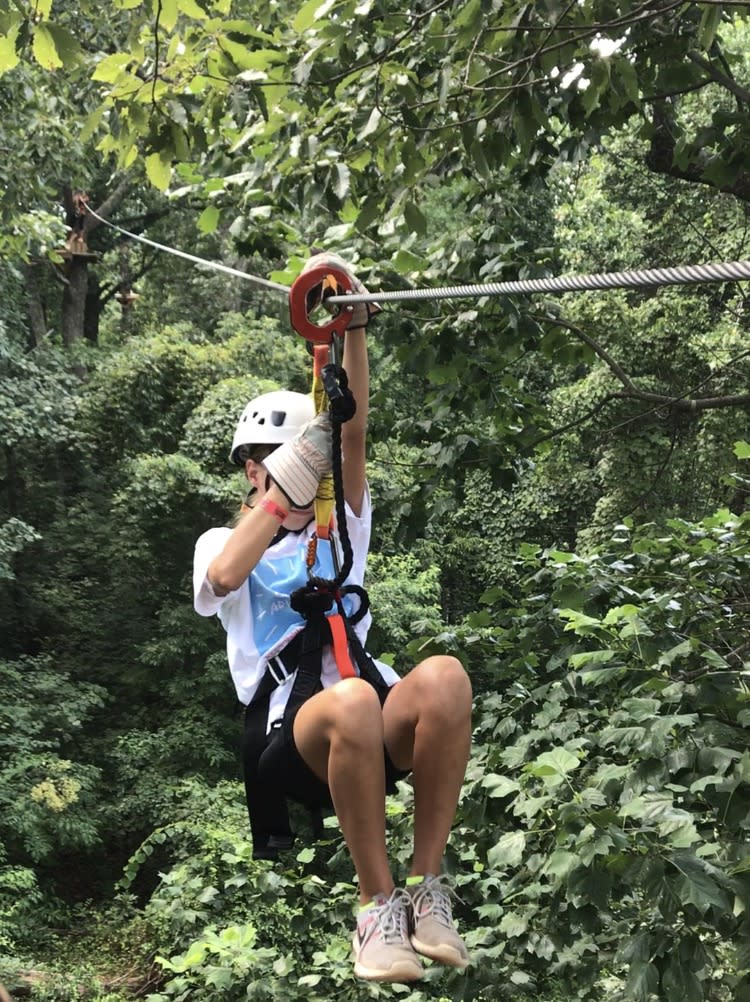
288;263;355;344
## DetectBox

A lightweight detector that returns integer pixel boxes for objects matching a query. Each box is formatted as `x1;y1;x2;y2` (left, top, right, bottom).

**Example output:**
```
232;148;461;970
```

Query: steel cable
326;259;750;305
84;205;750;305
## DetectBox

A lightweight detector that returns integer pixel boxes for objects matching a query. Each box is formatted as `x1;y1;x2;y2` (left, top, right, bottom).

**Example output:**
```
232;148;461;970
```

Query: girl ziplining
192;252;473;984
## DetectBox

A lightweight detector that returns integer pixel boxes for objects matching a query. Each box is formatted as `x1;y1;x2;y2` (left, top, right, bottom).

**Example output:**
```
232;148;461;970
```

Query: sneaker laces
372;888;412;945
410;875;459;929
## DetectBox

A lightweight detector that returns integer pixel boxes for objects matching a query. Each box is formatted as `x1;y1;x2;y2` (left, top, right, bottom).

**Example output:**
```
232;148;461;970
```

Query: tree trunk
61;257;88;347
23;262;47;347
59;177;131;348
84;273;102;344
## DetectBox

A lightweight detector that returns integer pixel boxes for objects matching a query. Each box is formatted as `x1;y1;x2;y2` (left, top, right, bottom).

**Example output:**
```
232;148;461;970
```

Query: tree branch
528;392;620;448
83;178;131;237
687;49;750;106
646;100;750;203
536;312;750;412
531;312;639;391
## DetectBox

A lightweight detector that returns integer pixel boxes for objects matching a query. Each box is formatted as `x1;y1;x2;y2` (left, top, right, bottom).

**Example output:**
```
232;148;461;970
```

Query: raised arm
209;483;293;595
341;324;369;517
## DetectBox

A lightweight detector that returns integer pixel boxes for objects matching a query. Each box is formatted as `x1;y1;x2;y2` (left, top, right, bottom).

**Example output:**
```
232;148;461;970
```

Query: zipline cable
84;206;289;295
85;205;750;305
326;259;750;305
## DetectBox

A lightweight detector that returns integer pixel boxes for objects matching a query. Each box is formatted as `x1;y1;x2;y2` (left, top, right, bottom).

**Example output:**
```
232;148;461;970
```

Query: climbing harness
244;264;391;861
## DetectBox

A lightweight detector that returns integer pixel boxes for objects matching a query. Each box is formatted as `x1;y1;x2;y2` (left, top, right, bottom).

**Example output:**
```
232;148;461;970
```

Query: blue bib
249;535;356;659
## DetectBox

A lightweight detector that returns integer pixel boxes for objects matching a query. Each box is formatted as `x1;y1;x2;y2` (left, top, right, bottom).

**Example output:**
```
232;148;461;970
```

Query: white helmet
229;390;315;465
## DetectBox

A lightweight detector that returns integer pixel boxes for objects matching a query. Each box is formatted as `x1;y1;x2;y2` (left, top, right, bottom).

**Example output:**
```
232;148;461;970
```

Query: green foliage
0;842;42;954
3;6;750;1000
0;655;105;867
411;506;750;1001
366;551;442;667
119;779;472;1002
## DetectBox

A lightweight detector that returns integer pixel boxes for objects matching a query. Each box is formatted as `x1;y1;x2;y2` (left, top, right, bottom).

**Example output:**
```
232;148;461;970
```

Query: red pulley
288;263;355;344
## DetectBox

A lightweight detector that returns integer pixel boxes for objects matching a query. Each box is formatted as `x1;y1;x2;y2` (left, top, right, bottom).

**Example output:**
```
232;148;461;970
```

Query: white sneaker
408;874;470;969
352;888;424;982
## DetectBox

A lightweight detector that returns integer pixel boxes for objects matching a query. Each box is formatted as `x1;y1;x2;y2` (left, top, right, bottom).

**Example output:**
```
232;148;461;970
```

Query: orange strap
327;612;356;679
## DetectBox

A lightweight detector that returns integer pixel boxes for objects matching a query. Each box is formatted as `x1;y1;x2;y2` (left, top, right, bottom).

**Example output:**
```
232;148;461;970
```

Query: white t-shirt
193;487;399;730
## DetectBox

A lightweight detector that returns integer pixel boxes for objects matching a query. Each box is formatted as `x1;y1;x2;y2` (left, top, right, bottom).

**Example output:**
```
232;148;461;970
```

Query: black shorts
249;683;410;815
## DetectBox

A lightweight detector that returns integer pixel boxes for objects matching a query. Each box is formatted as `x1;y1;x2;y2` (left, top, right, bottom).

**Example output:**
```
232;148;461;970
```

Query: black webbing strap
243;697;294;860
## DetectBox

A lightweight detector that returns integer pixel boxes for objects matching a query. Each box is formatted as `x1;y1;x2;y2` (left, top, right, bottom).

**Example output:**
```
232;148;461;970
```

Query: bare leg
293;677;393;903
382;656;472;877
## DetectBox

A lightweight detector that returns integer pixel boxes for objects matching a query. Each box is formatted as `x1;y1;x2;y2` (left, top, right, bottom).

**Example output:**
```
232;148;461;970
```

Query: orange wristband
259;497;288;523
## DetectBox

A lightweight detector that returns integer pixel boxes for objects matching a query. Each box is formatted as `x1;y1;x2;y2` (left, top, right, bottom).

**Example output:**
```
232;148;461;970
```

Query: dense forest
1;1;750;1000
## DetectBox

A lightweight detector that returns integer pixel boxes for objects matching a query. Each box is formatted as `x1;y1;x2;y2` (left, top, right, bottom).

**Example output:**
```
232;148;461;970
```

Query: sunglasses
247;444;279;465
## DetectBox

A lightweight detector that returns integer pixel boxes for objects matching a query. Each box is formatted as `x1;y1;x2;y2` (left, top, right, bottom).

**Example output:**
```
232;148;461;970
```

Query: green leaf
702;647;728;669
620;697;660;722
145;153;172;191
481;773;520;798
569;649;615;669
357;107;382;141
296;846;315;863
624;960;659;1002
670;854;731;914
92;52;132;82
293;0;336;33
487;830;525;869
527;747;580;779
499;911;528;937
662;959;703;1002
159;0;178;32
658;639;692;667
392;249;426;273
404;201;427;236
542;849;579;879
221;41;283;73
0;23;20;74
510;970;532;986
333;163;350;201
558;609;602;634
32;24;63;70
734;440;750;460
297;974;322;987
549;548;574;562
177;0;209;17
454;0;482;34
44;23;81;66
197;205;220;234
205;968;233;989
698;4;721;49
615;55;640;104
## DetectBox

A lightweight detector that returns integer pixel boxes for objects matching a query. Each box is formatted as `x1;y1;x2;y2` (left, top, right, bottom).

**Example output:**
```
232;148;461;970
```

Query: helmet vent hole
270;410;286;427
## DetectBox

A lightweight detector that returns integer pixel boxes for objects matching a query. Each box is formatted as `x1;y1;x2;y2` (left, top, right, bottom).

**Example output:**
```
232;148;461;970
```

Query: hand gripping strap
289;263;355;344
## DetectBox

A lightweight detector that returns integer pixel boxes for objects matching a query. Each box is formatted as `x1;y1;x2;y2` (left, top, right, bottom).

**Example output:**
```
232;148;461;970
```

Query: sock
359;891;390;914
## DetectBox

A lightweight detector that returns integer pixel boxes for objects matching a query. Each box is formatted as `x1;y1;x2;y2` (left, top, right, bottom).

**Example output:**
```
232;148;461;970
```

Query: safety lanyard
286;264;359;679
288;263;356;564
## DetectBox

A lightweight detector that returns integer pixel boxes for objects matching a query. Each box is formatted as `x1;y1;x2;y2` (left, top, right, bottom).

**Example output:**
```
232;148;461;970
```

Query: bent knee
413;655;472;713
327;677;383;732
